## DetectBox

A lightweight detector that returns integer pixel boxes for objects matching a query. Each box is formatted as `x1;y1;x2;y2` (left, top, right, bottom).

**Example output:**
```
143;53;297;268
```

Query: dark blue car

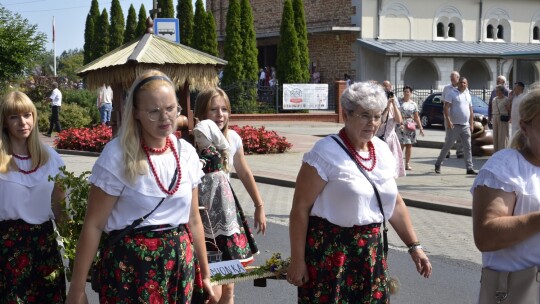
419;92;489;128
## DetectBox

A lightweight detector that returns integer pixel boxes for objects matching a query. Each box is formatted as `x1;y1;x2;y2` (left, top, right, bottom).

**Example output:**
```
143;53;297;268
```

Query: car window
432;96;442;104
471;95;488;108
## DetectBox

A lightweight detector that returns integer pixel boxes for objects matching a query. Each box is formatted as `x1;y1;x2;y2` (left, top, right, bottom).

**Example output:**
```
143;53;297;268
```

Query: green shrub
37;102;93;131
63;89;99;124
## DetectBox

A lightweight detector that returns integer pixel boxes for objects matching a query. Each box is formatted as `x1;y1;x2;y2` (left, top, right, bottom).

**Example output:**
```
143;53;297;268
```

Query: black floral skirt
298;216;389;304
0;219;66;303
96;224;203;304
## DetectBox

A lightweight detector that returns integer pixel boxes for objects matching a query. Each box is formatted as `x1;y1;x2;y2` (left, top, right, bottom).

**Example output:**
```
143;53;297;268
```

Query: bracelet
406;241;420;247
254;203;263;208
408;244;423;254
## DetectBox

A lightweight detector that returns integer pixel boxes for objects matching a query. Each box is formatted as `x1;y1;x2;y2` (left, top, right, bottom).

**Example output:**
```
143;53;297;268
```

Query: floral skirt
0;219;66;303
97;224;203;304
298;216;389;304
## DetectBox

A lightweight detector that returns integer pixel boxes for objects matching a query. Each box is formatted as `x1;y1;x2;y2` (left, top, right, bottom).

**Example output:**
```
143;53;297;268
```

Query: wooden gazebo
77;32;227;137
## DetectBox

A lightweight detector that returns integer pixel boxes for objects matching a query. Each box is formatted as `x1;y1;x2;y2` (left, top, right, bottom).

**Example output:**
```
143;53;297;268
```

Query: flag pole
53;16;56;77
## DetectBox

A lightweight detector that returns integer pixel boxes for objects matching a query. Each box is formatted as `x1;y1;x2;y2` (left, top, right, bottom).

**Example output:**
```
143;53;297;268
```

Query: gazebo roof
77;33;227;90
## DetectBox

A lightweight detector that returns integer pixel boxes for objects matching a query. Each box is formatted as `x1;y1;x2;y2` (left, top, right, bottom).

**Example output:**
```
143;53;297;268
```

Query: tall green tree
192;0;207;52
83;0;100;64
109;0;125;50
177;0;194;46
0;6;46;86
240;0;258;83
292;0;310;83
204;10;218;56
221;0;244;105
95;9;110;59
277;0;301;84
136;4;148;36
58;49;84;80
124;4;138;43
159;0;175;18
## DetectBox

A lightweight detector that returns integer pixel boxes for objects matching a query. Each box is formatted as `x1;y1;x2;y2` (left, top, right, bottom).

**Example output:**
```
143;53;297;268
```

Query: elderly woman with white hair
287;81;432;303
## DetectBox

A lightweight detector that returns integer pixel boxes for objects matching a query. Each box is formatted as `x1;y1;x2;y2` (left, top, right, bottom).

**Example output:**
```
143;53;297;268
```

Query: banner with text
283;84;328;110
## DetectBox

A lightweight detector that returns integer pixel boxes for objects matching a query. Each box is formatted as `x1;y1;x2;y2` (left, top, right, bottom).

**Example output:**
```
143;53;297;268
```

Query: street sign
154;18;180;43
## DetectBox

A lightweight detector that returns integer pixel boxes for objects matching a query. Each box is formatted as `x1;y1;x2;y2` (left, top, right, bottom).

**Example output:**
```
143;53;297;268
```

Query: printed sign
283;84;328;110
209;260;246;277
154;18;180;43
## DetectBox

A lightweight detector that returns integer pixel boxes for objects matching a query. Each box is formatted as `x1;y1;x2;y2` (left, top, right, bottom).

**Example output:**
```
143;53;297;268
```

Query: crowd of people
1;68;539;303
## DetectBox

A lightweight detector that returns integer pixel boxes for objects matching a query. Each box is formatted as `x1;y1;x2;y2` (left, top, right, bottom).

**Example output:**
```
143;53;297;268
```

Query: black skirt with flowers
0;219;66;303
298;216;389;304
96;224;203;303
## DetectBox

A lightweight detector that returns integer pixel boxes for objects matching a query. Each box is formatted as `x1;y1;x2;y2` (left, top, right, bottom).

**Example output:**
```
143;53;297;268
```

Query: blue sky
2;0;199;54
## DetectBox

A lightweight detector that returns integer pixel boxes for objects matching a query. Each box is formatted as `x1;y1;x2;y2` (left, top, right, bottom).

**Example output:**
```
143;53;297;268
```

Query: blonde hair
118;70;176;183
510;89;540;151
0;91;50;173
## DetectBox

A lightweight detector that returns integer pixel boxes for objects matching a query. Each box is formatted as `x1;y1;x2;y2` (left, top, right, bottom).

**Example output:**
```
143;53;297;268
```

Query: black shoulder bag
330;135;388;255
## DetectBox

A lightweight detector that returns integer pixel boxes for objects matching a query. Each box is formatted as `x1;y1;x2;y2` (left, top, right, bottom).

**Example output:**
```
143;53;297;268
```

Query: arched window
437;23;444;37
534;26;539;40
448;23;455;38
487;24;494;38
497;25;504;39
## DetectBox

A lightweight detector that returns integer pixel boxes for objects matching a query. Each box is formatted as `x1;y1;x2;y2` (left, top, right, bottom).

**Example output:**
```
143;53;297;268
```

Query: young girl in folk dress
0;91;66;303
194;88;267;304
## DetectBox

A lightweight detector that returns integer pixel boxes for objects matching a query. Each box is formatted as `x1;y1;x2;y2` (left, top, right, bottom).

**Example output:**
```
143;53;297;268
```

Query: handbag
479;265;540;304
90;167;179;292
405;120;417;131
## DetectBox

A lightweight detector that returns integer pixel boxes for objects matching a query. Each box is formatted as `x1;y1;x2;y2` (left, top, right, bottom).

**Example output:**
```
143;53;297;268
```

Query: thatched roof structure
77;33;227;91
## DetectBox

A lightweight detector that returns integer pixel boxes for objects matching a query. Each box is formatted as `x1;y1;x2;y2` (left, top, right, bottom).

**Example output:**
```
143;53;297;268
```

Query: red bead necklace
18;161;40;174
339;128;377;172
142;137;182;195
13;153;31;160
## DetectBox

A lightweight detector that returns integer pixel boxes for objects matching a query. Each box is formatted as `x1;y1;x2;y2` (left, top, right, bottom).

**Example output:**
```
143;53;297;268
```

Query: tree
205;10;218;57
221;0;244;107
109;0;125;50
177;0;194;46
124;4;138;43
83;0;100;64
0;6;46;86
58;49;84;81
292;0;310;83
192;0;207;52
277;0;302;84
240;0;258;84
95;9;110;59
159;0;175;18
136;4;148;37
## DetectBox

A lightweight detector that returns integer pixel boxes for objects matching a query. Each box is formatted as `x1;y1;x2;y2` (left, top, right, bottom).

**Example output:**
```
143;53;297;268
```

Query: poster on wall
282;84;328;110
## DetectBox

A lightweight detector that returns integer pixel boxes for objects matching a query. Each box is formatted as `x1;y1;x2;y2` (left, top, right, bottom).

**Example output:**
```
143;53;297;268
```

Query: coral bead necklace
338;128;377;172
142;137;182;195
12;152;39;174
12;153;31;160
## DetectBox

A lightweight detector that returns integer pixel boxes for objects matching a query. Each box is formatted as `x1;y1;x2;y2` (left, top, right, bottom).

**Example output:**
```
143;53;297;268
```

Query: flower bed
55;124;112;153
229;125;292;154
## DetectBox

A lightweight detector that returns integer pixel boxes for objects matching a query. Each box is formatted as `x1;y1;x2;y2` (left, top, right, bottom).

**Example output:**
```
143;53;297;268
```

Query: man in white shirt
442;71;463;158
509;81;525;138
45;82;62;137
97;84;114;125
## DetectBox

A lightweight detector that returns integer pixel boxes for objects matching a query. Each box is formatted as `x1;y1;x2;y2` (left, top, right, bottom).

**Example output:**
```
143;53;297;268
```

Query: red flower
332;251;346;267
4;239;14;247
185;246;193;263
358;238;367;247
307;236;315;247
149;292;164;304
234;234;247;248
145;280;159;292
165;260;175;270
346;275;354;286
148;269;156;278
17;254;30;269
373;290;383;299
319;295;329;302
144;238;159;251
184;282;192;296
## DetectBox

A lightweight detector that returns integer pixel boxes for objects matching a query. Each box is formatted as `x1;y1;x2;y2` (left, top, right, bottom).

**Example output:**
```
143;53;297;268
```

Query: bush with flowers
229;125;292;154
55;124;112;153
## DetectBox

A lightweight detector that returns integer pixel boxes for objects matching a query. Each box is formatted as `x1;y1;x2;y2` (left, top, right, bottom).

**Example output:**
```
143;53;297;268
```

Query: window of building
534;26;539;40
437;22;444;37
497;25;504;39
448;23;455;38
487;25;494;38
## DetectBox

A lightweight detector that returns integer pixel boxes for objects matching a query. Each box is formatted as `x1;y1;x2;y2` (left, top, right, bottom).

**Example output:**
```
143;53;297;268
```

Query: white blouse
0;146;65;224
305;135;398;227
227;129;242;169
89;135;203;232
471;148;540;272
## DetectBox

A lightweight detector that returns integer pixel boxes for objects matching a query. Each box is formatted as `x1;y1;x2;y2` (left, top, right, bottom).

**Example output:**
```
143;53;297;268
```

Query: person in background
397;86;424;171
376;85;404;177
194;87;266;304
0;91;66;302
509;81;525;138
382;80;394;100
66;70;214;303
491;85;511;152
472;89;540;302
97;84;113;126
45;82;62;137
287;82;431;303
488;75;509;124
344;74;352;87
442;71;463;158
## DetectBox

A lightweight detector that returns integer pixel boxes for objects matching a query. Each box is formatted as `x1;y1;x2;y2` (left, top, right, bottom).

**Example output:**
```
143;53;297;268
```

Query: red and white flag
52;17;55;43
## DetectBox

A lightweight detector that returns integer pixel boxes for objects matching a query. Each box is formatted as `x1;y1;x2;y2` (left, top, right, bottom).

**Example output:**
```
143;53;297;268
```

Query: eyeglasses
348;111;382;123
143;105;182;122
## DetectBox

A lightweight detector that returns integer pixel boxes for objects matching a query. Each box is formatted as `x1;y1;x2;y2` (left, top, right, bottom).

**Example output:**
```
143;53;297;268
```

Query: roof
357;39;540;58
77;34;227;90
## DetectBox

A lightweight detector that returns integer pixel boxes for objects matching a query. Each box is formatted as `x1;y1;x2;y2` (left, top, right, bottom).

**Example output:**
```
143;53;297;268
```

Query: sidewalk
41;121;486;216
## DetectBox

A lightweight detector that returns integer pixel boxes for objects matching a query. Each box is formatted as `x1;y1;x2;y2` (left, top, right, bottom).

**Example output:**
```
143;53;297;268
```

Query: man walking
97;84;113;125
45;82;62;137
442;71;463;158
435;77;477;175
509;81;526;137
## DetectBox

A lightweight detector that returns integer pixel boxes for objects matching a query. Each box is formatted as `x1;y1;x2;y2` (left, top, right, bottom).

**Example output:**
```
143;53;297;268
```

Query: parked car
419;92;489;128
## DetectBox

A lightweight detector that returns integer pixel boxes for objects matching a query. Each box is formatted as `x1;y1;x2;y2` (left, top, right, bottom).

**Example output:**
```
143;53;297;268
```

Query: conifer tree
124;4;138;43
277;0;302;84
95;9;110;58
83;0;100;64
159;0;175;18
136;4;148;37
221;0;244;105
177;0;194;46
109;0;125;50
205;10;218;56
192;0;207;52
292;0;310;83
240;0;258;83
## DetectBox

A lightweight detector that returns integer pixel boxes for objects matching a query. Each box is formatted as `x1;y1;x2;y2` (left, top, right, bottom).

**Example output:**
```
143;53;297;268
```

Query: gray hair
341;81;387;113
